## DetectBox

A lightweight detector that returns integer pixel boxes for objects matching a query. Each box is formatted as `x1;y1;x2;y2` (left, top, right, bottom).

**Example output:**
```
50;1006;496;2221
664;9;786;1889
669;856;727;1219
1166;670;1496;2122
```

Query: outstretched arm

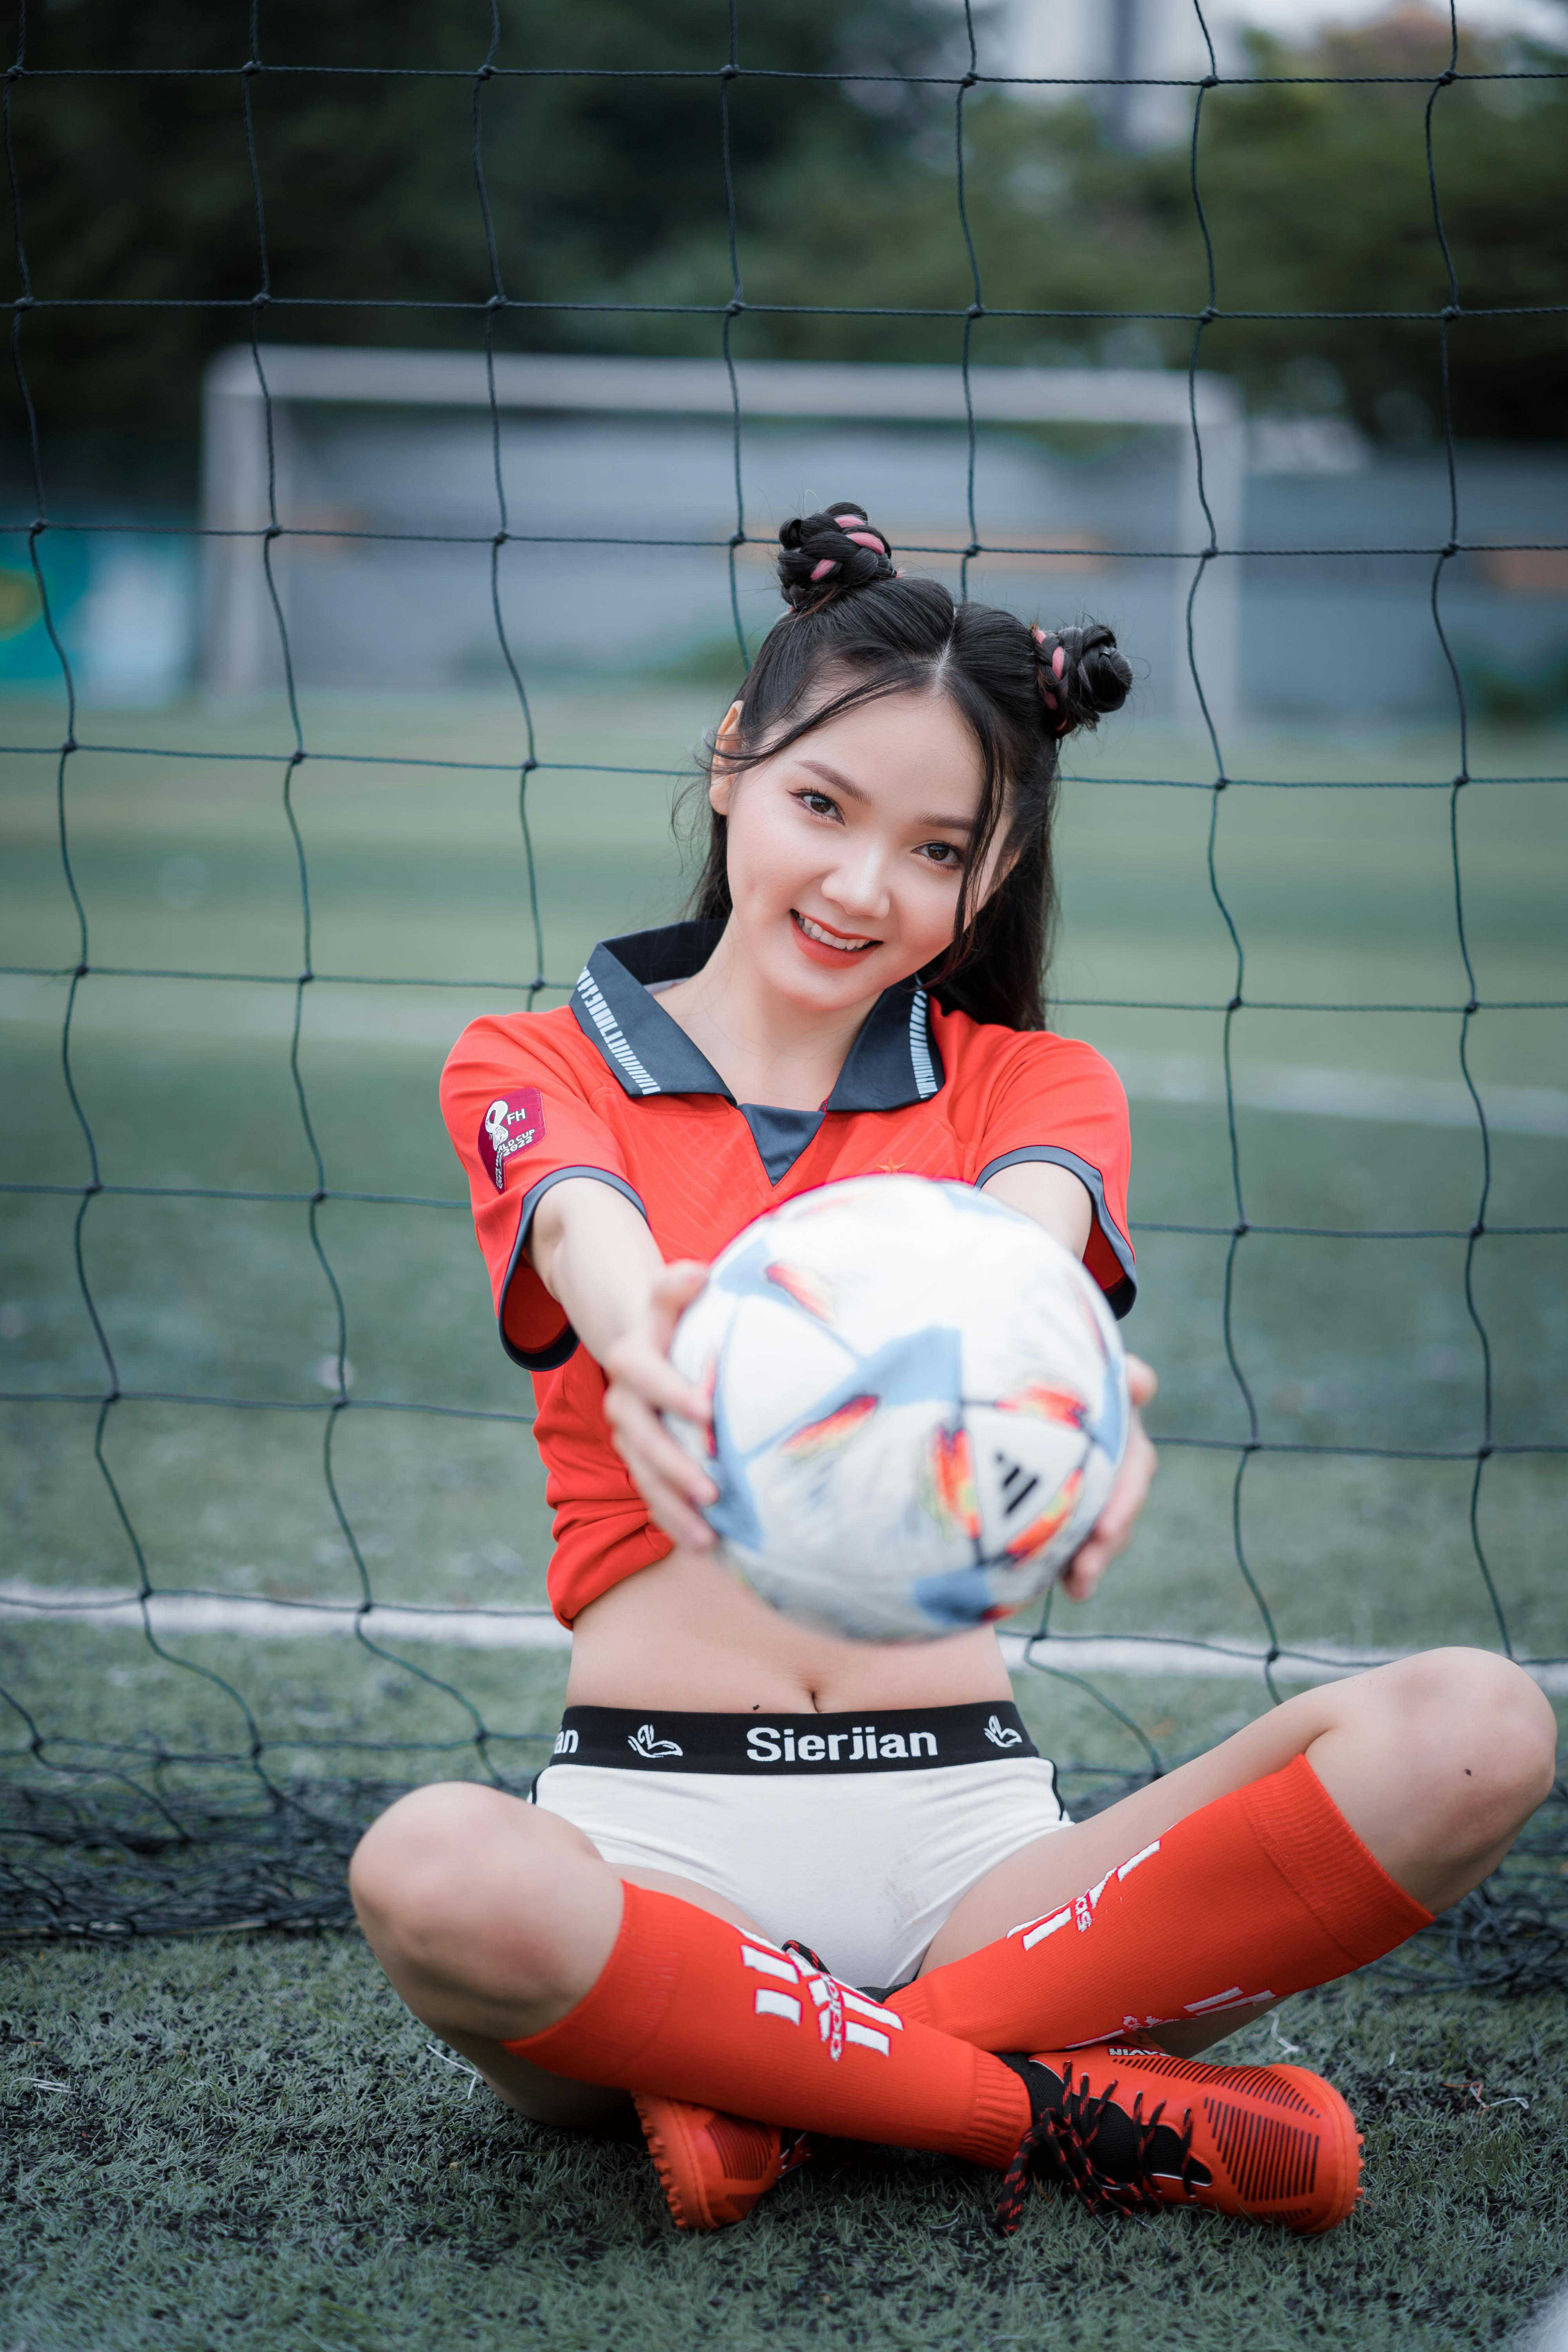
525;1177;718;1552
980;1157;1158;1602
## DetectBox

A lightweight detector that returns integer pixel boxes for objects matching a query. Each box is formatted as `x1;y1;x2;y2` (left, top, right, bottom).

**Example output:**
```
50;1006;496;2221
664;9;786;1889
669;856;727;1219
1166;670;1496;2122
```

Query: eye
794;788;840;820
918;841;965;870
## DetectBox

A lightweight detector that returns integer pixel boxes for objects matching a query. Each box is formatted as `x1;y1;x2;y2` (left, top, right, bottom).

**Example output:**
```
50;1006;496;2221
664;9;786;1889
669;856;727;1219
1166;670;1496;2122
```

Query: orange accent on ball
927;1423;982;1541
782;1393;879;1459
765;1261;836;1321
997;1383;1088;1430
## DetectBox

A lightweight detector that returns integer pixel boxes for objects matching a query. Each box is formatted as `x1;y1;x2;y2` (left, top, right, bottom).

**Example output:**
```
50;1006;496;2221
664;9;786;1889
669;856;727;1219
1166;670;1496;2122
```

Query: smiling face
711;684;1002;1016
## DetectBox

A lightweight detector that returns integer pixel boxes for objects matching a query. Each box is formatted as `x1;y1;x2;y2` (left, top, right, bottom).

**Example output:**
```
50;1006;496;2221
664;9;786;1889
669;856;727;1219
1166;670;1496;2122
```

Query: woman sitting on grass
350;505;1555;2236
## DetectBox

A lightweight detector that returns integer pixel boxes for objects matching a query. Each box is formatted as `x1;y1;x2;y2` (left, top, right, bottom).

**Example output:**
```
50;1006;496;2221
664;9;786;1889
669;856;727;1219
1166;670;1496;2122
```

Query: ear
710;699;744;816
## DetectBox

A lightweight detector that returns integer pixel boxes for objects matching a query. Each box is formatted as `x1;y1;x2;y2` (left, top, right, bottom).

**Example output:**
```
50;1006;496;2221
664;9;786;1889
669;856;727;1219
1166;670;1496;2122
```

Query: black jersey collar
571;920;946;1116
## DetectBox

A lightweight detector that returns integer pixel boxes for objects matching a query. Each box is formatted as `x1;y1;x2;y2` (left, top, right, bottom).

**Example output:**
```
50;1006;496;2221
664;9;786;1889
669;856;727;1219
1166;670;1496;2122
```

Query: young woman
351;506;1555;2238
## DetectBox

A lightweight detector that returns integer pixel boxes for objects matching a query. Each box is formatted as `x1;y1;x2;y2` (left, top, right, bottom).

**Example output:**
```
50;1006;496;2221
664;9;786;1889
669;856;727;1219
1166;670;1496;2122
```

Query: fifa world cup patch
479;1088;546;1192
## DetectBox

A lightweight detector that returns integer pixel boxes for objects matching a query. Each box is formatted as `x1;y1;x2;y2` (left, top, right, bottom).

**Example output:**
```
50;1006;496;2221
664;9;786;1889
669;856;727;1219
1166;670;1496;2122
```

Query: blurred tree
0;0;953;451
0;0;1562;478
717;14;1568;442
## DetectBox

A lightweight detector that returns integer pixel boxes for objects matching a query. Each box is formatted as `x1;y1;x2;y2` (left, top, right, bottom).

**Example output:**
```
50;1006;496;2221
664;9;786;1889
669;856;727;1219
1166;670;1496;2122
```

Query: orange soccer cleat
996;2045;1363;2237
634;2093;810;2231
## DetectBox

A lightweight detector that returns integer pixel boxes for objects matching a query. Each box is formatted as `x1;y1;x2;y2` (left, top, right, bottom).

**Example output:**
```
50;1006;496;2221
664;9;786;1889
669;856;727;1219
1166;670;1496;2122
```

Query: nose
822;840;893;927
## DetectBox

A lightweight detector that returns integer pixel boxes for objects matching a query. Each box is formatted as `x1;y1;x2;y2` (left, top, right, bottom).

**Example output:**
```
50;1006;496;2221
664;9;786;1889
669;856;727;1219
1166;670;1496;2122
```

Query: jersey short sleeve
440;1013;647;1370
967;1028;1137;1316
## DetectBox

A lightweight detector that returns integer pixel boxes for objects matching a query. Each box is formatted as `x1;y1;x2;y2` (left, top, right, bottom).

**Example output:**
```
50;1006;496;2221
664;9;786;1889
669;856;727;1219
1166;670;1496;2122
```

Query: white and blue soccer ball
665;1173;1129;1643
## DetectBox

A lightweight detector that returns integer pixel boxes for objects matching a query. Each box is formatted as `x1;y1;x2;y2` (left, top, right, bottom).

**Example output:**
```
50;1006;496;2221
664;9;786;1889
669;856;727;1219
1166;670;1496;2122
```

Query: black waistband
543;1701;1038;1776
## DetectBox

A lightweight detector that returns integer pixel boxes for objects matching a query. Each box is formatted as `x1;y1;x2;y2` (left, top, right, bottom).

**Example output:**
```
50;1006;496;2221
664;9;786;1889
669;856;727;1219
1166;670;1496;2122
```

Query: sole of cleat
634;2093;784;2231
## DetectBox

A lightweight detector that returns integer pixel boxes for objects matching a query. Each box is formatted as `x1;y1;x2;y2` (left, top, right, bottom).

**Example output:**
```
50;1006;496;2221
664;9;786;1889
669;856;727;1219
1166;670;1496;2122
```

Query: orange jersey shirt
441;921;1135;1626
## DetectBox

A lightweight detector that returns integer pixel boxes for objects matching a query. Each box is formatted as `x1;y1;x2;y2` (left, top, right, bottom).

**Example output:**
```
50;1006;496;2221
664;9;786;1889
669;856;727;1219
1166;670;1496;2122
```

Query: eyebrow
797;757;976;835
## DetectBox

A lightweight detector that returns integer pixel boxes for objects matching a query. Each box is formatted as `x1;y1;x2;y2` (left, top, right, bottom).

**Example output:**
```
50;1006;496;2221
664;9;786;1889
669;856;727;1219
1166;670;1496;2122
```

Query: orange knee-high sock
894;1755;1432;2052
503;1884;1029;2168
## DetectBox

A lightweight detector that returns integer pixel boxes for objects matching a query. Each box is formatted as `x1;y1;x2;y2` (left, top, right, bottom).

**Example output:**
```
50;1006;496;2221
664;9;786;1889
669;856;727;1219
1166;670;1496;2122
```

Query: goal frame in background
199;346;1243;733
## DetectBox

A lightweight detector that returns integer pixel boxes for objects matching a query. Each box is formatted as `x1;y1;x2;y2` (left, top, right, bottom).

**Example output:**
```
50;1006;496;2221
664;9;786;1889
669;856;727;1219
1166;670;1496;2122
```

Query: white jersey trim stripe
575;970;662;1096
909;987;938;1099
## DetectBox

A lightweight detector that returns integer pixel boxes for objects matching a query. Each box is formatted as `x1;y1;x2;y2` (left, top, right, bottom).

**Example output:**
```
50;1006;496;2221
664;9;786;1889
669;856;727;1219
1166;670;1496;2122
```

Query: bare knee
349;1780;522;1943
348;1780;618;2029
1380;1647;1557;1838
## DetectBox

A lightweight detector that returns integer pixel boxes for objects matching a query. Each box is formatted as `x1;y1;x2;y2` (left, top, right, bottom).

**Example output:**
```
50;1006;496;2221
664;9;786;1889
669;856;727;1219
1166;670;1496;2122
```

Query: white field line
4;1580;1564;1692
1111;1049;1568;1139
0;1579;568;1654
4;975;1564;1136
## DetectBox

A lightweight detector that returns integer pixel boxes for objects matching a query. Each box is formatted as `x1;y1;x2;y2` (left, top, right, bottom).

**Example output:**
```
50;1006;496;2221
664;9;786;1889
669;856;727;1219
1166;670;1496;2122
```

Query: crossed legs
350;1648;1556;2126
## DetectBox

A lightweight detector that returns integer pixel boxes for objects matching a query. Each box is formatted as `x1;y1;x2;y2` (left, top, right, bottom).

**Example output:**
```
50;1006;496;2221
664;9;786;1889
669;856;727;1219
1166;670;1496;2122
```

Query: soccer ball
665;1173;1129;1642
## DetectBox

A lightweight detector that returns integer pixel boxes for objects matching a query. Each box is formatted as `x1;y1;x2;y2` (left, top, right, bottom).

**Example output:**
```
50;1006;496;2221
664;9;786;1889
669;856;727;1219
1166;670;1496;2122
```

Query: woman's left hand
1057;1354;1158;1602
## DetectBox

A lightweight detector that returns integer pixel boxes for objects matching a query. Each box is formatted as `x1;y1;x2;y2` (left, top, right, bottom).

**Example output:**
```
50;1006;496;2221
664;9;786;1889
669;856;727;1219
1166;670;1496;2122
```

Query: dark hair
688;500;1132;1031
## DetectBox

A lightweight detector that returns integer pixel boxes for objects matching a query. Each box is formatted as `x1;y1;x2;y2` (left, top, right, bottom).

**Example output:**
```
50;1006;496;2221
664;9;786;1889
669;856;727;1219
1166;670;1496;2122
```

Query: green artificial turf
2;1929;1566;2352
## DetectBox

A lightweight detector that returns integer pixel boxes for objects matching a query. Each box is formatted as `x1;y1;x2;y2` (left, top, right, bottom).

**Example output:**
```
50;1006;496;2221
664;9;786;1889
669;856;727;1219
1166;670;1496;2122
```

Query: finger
1086;1472;1146;1557
655;1258;710;1299
635;1468;717;1550
606;1396;719;1506
605;1382;718;1492
617;1445;717;1546
604;1337;711;1426
1058;1550;1106;1602
613;1352;711;1429
1093;1425;1156;1529
646;1260;710;1341
1068;1482;1145;1592
1124;1353;1158;1408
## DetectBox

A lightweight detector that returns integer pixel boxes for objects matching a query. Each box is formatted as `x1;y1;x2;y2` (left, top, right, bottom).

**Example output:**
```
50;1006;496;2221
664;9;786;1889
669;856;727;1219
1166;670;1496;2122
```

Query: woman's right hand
601;1260;719;1552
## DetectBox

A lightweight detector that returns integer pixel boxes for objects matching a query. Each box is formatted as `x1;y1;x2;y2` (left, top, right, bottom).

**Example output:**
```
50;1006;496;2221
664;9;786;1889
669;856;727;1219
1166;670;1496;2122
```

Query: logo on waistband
744;1724;938;1764
553;1726;579;1756
983;1713;1023;1749
628;1723;683;1760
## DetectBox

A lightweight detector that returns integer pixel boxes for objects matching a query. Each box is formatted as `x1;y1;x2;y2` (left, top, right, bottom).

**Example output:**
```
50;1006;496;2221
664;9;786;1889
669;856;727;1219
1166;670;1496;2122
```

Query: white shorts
532;1700;1071;1991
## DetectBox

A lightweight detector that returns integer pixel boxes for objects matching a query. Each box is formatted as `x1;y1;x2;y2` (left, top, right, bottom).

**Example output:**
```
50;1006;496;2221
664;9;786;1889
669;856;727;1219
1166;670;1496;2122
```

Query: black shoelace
995;2062;1201;2236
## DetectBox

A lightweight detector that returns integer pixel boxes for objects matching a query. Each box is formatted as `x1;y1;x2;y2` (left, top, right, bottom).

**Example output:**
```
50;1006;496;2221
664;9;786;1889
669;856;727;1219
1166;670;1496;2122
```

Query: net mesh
0;1;1563;1990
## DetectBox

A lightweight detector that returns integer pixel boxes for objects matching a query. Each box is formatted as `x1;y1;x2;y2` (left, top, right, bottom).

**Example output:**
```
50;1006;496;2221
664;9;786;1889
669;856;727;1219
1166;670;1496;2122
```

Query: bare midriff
565;1545;1014;1715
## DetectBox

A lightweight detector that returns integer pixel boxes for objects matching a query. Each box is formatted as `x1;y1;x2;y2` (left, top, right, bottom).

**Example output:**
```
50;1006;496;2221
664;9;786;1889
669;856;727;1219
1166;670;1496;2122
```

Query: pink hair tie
1052;646;1067;680
810;557;839;582
1042;689;1059;711
842;530;884;553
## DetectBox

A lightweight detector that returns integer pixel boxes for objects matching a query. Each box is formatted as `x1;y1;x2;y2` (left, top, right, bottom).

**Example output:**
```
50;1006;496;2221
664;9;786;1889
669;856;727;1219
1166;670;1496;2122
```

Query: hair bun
777;501;897;611
1029;620;1132;737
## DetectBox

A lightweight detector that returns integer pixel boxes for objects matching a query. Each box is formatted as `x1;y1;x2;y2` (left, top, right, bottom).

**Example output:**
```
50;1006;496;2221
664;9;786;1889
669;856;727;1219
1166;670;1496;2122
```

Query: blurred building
4;341;1563;720
193;346;1568;729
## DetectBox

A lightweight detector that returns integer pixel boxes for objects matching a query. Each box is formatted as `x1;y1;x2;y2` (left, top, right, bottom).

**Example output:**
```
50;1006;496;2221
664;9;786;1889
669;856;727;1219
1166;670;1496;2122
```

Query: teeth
797;912;875;951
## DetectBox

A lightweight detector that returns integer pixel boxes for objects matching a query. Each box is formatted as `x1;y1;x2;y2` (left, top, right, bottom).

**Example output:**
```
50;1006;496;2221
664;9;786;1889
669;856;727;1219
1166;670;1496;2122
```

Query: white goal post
201;345;1242;728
